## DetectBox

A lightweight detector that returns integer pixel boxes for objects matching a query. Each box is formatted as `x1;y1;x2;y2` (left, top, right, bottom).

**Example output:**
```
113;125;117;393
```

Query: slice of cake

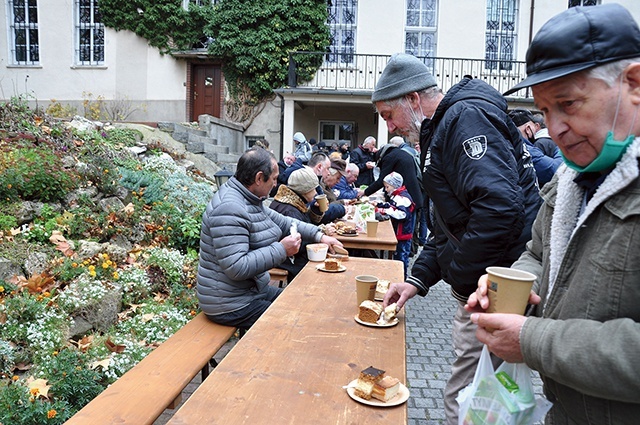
354;366;385;400
378;303;398;324
324;258;340;270
375;279;390;299
358;300;382;323
372;376;401;402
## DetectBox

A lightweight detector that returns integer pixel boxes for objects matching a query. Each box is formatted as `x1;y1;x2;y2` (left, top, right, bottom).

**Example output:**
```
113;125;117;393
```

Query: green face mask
562;131;635;173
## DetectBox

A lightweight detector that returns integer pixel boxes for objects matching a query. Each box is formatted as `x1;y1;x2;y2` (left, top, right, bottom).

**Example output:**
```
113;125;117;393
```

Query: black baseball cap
504;4;640;96
508;109;535;127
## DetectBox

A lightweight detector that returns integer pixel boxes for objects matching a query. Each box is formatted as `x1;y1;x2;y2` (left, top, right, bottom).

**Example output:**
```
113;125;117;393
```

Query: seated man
197;147;342;330
334;163;360;200
313;158;348;224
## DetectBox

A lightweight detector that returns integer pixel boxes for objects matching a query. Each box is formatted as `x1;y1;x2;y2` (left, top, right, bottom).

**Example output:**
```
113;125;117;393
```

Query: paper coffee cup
485;267;536;314
366;220;378;237
315;194;328;212
355;275;378;305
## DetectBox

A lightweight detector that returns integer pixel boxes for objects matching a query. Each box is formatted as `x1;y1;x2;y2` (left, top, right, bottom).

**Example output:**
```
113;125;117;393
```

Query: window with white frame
75;0;104;65
568;0;600;6
327;0;357;65
8;0;39;65
405;0;438;72
320;121;355;148
181;0;218;10
485;0;518;71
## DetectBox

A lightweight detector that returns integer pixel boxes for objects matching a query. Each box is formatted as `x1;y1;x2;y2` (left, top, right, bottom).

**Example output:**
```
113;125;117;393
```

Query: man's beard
404;124;421;145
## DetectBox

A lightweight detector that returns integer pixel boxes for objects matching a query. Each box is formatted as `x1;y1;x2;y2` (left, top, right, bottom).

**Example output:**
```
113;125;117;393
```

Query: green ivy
97;0;330;109
205;0;330;104
96;0;213;54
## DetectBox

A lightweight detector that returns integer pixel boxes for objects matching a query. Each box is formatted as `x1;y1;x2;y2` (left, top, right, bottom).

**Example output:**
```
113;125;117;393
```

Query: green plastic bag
457;345;552;425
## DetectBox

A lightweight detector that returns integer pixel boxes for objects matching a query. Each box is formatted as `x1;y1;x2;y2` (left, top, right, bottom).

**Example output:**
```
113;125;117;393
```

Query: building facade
2;0;639;159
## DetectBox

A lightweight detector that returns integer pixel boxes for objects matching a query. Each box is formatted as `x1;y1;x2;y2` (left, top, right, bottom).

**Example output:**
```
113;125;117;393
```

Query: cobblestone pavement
156;251;544;425
404;251;544;425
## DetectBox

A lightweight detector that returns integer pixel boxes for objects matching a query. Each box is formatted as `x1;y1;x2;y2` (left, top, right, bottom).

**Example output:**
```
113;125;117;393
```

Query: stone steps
158;117;242;172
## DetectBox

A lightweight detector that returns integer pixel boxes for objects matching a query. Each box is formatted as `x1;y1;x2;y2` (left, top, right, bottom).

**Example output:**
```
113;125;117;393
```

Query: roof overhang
274;88;373;105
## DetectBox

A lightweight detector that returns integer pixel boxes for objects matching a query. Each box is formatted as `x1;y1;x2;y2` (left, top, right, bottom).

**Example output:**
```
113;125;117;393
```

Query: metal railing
288;52;531;99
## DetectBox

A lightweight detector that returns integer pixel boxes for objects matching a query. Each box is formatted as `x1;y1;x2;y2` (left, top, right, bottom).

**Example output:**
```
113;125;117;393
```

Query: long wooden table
335;219;397;259
167;257;406;424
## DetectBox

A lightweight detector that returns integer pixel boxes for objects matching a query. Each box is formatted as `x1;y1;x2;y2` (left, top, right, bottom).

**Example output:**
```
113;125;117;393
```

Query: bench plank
65;313;235;425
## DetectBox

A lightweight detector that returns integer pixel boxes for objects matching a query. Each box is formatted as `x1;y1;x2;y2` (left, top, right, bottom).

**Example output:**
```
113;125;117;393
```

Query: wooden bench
269;267;289;288
65;312;236;425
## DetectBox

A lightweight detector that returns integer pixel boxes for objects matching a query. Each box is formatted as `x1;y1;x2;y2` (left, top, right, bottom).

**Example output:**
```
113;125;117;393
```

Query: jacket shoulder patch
462;135;488;160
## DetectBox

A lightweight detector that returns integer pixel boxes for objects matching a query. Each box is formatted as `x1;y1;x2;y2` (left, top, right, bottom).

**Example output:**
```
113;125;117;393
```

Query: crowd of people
195;3;640;423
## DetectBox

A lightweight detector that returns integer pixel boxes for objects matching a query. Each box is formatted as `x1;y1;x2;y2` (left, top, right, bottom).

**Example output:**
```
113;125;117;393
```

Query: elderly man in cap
509;108;563;187
467;4;640;423
376;51;541;421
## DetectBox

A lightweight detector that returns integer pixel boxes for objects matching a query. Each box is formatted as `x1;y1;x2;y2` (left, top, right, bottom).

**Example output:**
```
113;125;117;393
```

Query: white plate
354;315;399;327
316;264;347;273
336;231;359;237
346;379;409;407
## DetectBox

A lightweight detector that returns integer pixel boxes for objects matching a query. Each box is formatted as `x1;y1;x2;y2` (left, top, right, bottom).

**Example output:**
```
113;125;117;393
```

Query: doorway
191;64;222;121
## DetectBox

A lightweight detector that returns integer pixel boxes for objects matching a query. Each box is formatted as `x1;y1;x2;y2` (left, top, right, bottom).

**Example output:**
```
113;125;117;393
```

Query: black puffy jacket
408;78;542;301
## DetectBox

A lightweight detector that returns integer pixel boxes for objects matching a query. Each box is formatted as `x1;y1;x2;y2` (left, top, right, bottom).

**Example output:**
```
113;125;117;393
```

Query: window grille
9;0;39;65
485;0;517;71
568;0;600;7
76;0;104;65
405;0;438;73
327;0;357;64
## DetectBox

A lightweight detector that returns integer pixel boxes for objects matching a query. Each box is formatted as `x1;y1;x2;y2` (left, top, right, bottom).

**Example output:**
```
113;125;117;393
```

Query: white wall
0;1;187;121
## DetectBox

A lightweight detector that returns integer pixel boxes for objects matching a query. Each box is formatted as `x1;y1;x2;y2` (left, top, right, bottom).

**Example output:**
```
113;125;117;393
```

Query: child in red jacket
376;172;415;278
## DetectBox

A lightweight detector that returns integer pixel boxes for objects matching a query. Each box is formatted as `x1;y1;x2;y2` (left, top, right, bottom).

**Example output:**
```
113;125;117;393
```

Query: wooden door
191;64;221;121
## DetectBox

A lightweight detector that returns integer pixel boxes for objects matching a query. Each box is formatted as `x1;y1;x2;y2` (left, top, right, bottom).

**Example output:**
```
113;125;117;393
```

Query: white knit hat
383;171;403;188
288;166;318;195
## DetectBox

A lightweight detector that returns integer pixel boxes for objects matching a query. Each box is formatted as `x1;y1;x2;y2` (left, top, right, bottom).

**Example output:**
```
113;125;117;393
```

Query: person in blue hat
468;4;640;423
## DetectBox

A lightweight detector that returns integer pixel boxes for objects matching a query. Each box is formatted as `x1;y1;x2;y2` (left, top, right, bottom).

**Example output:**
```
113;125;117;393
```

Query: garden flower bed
0;96;217;424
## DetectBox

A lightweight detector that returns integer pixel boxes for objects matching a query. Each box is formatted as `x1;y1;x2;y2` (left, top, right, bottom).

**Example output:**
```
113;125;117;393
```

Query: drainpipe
528;0;535;45
276;93;285;158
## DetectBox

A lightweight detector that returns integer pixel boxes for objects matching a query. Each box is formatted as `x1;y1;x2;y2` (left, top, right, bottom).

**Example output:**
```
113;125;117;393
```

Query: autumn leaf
15;362;32;371
73;335;94;352
105;338;126;353
27;377;51;399
141;313;155;323
33;116;44;126
49;231;66;244
21;273;56;294
122;203;135;215
50;231;75;256
90;358;111;370
55;241;75;257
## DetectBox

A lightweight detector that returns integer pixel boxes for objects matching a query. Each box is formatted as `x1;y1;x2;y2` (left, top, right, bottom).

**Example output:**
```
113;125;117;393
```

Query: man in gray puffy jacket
197;147;343;330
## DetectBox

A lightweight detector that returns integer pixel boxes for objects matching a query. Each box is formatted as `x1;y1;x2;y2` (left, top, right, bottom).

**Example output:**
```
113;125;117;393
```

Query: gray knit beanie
372;53;437;102
383;171;404;188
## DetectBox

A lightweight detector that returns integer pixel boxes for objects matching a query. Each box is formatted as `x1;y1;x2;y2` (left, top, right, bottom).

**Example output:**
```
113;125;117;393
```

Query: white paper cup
485;267;536;314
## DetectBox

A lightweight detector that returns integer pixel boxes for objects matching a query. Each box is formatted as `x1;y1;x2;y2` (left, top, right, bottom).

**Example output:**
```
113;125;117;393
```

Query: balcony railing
287;52;531;99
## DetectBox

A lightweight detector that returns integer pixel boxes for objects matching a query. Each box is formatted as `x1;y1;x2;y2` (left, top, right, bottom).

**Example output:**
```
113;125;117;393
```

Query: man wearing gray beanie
377;53;542;424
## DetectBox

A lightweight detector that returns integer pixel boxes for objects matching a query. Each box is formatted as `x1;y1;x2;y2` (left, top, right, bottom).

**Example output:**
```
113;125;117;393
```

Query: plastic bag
457;345;552;425
353;203;376;232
